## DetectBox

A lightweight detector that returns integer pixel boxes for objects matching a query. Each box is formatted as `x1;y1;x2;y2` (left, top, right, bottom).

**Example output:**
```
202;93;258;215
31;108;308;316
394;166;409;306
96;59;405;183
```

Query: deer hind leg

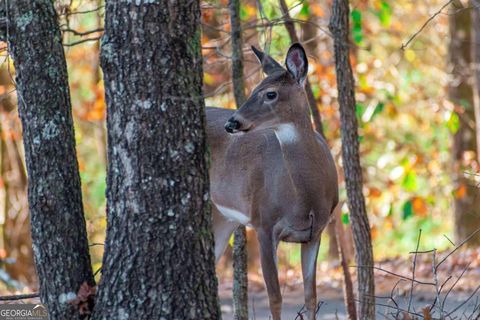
301;233;321;320
212;205;239;263
257;229;282;320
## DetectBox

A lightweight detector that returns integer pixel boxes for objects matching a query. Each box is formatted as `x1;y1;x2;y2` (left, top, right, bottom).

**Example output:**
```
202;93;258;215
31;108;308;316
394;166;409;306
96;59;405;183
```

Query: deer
206;43;339;320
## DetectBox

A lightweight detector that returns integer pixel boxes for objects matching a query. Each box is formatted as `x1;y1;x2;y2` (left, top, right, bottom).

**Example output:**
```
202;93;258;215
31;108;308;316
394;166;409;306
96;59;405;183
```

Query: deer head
224;43;311;134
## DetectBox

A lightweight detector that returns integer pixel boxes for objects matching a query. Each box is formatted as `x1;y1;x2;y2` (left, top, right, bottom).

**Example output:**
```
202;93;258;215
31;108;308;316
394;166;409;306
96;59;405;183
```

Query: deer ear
285;43;308;86
251;46;284;75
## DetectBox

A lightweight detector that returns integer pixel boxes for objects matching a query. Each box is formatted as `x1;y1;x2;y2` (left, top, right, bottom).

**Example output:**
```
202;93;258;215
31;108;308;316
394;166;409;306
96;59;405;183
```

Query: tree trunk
229;0;249;319
5;1;94;318
449;0;480;245
92;1;220;319
334;204;357;320
278;0;324;136
329;1;375;319
471;0;480;165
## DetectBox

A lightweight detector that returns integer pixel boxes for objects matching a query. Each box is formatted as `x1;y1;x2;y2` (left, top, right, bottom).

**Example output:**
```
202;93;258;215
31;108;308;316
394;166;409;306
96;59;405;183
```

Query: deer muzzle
224;117;241;133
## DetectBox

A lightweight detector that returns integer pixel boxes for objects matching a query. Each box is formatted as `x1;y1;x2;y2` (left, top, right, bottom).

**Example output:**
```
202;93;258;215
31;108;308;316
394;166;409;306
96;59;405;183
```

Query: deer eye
266;91;277;100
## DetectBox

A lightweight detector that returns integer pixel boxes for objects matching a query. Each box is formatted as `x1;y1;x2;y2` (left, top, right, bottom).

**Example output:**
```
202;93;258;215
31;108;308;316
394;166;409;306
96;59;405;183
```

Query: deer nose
225;117;241;133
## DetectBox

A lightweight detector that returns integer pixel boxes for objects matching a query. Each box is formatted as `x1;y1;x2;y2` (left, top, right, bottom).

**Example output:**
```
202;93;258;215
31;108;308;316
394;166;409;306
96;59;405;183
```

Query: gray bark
229;0;249;319
91;1;220;319
5;1;94;318
471;0;480;164
449;0;480;246
329;1;375;319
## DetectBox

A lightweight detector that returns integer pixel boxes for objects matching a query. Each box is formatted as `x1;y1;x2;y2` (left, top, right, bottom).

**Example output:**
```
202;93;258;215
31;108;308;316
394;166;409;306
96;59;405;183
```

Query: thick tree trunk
229;0;249;319
92;1;220;319
449;0;480;245
329;1;375;319
5;1;94;318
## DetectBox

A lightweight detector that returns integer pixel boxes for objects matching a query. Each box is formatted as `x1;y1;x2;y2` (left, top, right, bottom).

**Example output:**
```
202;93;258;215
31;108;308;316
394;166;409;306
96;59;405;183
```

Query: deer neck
273;105;316;147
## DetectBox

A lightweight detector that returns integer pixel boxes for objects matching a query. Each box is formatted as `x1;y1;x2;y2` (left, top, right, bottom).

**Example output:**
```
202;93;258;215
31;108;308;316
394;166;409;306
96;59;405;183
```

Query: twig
443;234;456;247
61;28;103;37
401;0;455;49
446;283;480;317
442;262;471;312
408;229;422;313
431;249;444;319
0;293;39;301
61;5;105;16
355;298;424;319
89;242;104;247
355;265;435;286
63;36;101;47
430;275;452;313
436;227;480;271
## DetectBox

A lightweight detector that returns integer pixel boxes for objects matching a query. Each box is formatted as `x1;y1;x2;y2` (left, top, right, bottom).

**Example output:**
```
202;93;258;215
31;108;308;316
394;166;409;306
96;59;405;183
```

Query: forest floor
1;248;479;319
219;247;480;319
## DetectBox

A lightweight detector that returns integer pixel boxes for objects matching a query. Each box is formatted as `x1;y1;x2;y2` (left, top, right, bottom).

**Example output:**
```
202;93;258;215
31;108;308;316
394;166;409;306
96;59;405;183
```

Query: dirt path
220;285;479;319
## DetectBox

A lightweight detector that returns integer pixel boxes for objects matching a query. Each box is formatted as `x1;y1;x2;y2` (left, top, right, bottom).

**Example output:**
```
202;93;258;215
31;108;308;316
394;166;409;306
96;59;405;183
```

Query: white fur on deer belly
274;123;299;145
214;203;250;225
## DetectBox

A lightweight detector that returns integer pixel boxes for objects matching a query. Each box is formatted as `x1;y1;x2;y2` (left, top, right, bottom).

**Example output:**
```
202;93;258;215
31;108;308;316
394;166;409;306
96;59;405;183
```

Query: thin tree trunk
334;204;357;320
278;0;324;136
92;1;219;318
4;1;94;318
229;0;249;319
329;1;375;319
471;0;480;164
449;0;480;245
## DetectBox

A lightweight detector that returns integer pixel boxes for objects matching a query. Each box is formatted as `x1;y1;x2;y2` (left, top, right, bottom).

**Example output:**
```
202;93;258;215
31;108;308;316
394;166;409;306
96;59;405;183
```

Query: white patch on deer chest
274;123;299;146
213;202;250;225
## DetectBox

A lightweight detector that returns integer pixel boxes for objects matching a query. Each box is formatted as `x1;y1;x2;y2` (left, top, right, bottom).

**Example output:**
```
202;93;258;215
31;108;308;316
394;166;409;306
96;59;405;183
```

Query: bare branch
61;28;103;37
401;0;455;49
436;227;480;271
0;293;39;301
408;229;422;313
63;37;101;47
355;265;435;286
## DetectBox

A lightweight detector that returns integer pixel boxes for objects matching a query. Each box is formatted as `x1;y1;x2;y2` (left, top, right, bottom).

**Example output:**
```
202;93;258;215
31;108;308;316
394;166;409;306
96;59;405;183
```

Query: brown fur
206;44;339;320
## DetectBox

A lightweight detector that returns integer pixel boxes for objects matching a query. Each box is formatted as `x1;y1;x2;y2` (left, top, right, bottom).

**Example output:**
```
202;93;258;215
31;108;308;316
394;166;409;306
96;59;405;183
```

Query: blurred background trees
0;0;478;316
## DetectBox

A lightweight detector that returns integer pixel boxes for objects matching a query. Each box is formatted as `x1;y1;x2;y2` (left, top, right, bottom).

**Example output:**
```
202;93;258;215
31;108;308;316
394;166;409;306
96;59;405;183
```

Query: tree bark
334;205;357;320
5;1;94;318
449;0;480;245
329;1;375;319
278;0;324;136
229;0;249;319
92;1;220;319
471;0;480;165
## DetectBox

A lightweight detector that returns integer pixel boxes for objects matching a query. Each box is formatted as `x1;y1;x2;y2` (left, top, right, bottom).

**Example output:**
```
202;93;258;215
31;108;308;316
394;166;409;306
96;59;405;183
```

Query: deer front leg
212;205;239;263
257;229;282;320
301;233;321;320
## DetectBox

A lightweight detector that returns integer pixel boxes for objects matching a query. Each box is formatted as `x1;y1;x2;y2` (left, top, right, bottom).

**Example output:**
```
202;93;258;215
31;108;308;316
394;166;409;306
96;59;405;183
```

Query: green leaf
341;212;350;225
372;102;385;118
356;103;366;119
447;112;460;134
351;9;363;44
299;3;310;17
351;9;362;24
402;171;418;191
379;1;392;27
402;200;414;220
240;6;249;20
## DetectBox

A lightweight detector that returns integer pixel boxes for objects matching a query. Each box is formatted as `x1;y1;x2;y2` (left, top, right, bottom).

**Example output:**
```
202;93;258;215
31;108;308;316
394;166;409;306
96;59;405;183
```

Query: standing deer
206;43;338;320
